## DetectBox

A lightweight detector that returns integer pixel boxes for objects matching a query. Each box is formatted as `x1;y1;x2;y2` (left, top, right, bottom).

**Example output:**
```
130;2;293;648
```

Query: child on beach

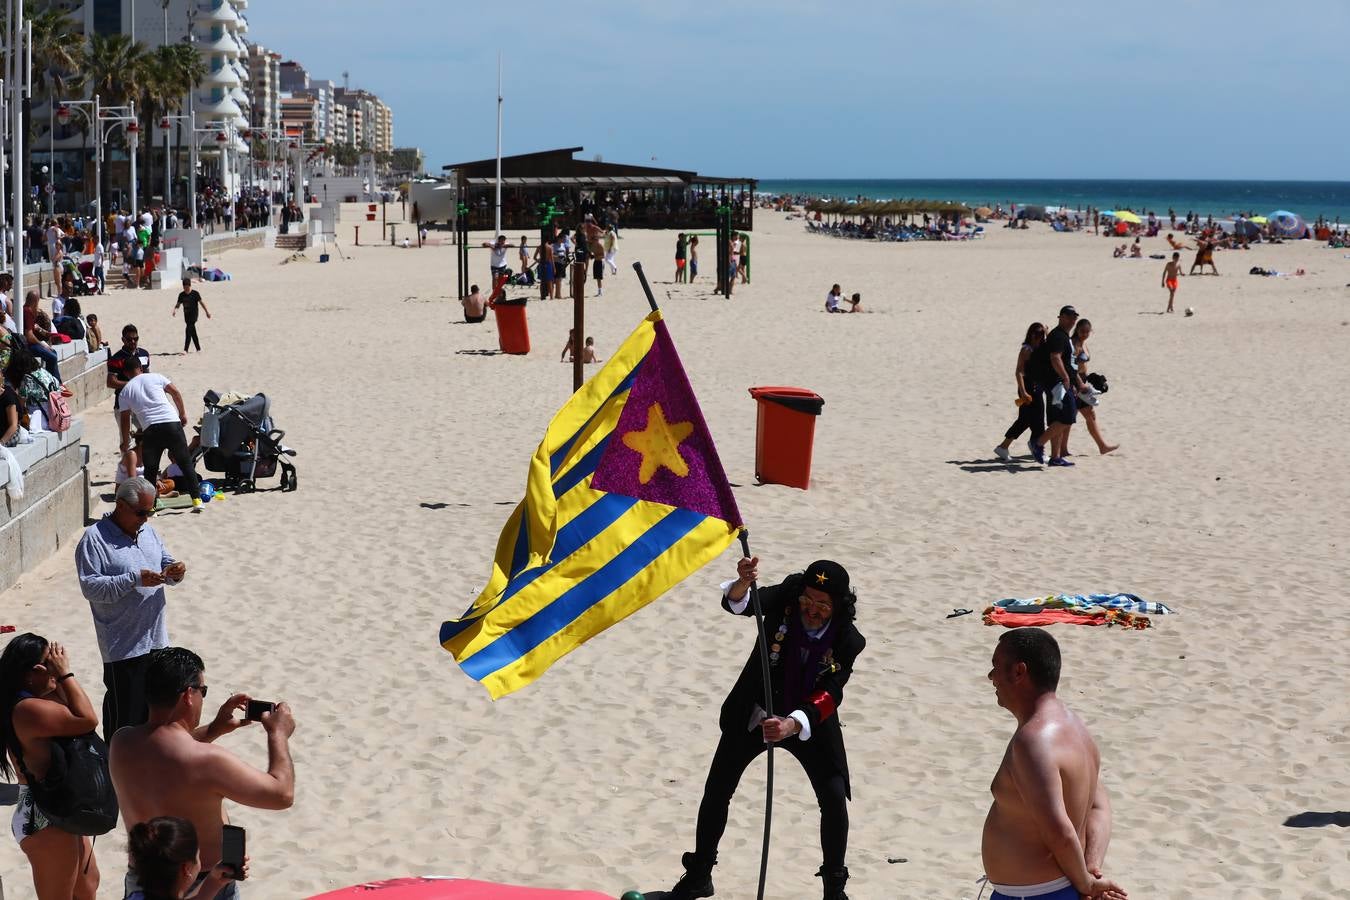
581;337;601;364
688;235;699;281
849;293;863;313
1162;253;1181;313
675;233;687;283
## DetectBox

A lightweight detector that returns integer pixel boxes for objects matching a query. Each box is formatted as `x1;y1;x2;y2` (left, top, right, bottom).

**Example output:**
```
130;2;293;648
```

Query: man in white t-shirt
117;355;202;510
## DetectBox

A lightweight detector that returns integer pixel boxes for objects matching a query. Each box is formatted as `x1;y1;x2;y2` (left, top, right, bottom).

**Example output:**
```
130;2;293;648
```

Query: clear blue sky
246;0;1350;181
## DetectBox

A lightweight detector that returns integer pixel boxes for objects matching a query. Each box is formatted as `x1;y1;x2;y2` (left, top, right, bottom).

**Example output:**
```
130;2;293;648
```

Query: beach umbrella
1268;210;1307;238
1100;210;1116;217
1112;210;1142;225
1017;205;1048;221
1249;215;1268;225
308;877;618;900
975;206;993;217
1233;219;1261;238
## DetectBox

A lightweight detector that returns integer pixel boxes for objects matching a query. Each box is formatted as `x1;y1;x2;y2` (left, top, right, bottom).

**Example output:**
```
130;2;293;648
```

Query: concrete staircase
275;233;307;252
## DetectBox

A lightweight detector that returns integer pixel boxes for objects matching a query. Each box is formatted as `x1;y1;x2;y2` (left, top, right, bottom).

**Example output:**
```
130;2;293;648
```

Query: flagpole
494;52;502;237
738;529;775;900
634;261;772;900
631;261;659;312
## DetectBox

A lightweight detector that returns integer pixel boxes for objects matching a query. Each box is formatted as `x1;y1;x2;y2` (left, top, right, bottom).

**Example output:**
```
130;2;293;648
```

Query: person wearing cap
658;556;866;900
1027;306;1085;467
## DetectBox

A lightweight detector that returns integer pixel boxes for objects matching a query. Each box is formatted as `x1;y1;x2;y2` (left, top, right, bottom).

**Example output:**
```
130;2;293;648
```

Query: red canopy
309;877;617;900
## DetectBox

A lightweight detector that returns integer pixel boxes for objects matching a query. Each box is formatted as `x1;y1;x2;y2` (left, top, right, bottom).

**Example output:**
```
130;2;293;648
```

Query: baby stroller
194;390;297;493
60;256;99;295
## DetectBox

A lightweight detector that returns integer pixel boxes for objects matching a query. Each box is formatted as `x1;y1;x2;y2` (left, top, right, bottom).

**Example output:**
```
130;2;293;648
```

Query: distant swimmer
982;629;1127;900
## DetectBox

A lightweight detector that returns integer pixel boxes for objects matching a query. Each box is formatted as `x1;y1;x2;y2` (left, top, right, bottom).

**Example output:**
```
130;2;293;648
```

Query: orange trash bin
493;297;531;354
749;386;824;489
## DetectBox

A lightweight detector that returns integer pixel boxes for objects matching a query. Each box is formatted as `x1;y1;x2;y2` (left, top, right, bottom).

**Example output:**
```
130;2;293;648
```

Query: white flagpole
494;53;502;237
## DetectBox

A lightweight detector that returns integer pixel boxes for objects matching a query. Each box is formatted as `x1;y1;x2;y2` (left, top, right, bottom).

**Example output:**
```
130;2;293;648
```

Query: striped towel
995;594;1174;615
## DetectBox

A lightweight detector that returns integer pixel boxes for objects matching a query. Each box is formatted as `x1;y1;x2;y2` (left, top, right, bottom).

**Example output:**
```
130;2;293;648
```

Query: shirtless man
982;630;1125;900
1161;253;1181;313
110;647;296;900
462;284;488;323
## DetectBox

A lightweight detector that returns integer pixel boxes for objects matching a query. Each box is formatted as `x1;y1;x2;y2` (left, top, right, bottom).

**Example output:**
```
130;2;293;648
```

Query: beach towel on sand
995;593;1174;615
983;606;1152;630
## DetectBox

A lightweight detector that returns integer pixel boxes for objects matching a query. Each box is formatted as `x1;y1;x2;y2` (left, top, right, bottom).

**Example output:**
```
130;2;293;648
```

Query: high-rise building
334;88;393;154
247;43;282;134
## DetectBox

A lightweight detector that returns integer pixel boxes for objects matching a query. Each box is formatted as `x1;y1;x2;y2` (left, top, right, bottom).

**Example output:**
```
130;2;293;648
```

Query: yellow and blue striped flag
440;310;743;699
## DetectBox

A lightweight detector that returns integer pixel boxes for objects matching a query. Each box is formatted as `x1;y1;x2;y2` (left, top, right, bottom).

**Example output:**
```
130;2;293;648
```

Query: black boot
666;851;715;900
818;865;849;900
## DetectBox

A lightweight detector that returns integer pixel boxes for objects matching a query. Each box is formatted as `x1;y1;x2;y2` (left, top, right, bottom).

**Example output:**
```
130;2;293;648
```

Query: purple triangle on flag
590;319;742;527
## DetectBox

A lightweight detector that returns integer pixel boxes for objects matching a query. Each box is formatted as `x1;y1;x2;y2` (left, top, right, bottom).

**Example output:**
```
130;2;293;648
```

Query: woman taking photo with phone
126;816;246;899
0;633;101;899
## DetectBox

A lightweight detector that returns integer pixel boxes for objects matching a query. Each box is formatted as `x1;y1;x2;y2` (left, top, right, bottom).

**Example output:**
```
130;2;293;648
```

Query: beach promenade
2;212;1348;898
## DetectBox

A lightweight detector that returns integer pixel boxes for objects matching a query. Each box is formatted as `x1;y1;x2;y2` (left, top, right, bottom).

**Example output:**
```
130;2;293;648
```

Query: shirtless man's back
111;648;295;900
981;630;1125;900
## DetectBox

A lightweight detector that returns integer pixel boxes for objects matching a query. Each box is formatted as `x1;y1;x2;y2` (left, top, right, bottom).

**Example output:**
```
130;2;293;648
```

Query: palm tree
161;43;206;208
28;5;83;213
81;32;145;215
135;44;184;208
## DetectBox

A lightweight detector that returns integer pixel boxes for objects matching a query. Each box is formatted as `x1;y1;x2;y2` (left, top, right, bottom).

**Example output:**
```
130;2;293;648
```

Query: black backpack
16;732;120;836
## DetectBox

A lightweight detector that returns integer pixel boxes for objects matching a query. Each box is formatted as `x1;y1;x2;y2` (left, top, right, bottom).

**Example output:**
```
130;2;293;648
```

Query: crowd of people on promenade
994;305;1115;467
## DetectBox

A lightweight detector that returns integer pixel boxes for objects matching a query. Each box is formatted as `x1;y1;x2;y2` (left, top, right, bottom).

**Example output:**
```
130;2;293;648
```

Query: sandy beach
3;207;1350;899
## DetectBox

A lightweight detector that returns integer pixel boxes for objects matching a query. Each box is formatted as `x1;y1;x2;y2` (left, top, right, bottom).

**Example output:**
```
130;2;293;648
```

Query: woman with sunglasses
656;557;866;900
0;633;102;899
75;476;186;742
994;322;1048;462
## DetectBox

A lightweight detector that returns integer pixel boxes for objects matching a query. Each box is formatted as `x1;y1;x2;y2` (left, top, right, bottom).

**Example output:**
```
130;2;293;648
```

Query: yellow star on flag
622;402;694;485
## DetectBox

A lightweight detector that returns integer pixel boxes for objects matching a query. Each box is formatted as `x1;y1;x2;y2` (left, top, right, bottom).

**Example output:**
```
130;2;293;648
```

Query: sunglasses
799;594;834;612
132;506;155;519
185;683;209;699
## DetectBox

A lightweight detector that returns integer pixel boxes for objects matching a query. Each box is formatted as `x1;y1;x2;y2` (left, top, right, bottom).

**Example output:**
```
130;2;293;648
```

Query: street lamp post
59;96;136;252
127;114;139;219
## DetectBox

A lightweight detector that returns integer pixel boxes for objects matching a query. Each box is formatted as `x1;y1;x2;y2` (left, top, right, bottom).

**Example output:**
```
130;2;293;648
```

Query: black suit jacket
716;574;866;795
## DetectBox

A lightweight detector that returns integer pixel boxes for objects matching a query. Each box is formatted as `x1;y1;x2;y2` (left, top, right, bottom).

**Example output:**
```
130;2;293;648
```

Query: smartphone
220;824;245;879
245;700;275;722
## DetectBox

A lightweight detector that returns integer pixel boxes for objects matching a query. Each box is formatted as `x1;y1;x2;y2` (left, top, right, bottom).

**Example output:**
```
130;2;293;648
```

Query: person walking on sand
1027;306;1083;467
1069;318;1117;455
994;322;1047;462
173;279;211;353
1161;253;1181;313
688;235;699;282
603;227;618;275
982;629;1126;900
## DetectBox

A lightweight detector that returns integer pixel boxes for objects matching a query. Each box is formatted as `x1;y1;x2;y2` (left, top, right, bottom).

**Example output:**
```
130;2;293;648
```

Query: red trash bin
493;297;531;354
749;386;824;489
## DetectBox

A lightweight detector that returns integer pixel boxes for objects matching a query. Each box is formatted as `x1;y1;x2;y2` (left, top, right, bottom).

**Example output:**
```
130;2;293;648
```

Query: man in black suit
656;556;866;900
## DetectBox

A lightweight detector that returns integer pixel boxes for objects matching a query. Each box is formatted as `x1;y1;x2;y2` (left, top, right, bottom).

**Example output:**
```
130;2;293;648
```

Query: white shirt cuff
721;578;749;614
788;709;811;741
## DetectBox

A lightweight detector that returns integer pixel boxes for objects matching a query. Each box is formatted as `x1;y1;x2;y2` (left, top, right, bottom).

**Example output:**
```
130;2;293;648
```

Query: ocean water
756;179;1350;222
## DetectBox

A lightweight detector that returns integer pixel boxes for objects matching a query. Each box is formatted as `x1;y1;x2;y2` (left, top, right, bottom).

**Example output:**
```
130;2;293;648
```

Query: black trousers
1004;388;1046;444
184;316;201;352
692;724;848;873
142;421;200;499
102;653;152;742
